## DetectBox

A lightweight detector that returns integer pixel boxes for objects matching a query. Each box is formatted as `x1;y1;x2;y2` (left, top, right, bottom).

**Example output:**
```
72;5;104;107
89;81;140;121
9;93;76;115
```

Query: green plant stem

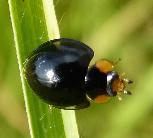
8;0;79;137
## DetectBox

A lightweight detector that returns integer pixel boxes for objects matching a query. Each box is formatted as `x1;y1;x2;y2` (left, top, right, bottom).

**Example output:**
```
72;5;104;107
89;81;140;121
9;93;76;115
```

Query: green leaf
8;0;79;138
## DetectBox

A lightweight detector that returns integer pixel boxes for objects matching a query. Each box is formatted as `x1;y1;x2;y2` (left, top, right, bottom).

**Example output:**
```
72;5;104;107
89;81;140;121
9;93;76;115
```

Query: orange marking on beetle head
94;95;110;103
95;59;114;73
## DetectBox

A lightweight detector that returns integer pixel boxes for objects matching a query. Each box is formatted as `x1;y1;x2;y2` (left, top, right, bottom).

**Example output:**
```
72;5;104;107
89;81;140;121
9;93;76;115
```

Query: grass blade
8;0;79;137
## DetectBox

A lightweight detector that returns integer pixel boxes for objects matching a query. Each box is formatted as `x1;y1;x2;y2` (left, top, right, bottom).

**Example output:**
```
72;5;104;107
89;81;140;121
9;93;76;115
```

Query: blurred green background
1;0;153;138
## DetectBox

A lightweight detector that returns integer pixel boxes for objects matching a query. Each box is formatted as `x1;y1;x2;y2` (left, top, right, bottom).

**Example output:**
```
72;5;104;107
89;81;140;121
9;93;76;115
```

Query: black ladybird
24;38;132;109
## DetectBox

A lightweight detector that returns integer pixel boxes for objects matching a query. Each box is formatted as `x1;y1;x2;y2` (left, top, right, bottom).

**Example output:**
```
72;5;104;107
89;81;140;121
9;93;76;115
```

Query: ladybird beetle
24;38;132;109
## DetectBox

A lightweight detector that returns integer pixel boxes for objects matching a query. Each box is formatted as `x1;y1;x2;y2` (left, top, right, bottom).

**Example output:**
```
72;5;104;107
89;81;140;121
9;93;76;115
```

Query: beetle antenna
124;78;133;84
113;58;121;66
124;90;132;95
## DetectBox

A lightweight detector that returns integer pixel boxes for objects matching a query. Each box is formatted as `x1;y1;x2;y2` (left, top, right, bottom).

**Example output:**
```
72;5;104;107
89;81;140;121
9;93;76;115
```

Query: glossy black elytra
24;38;132;110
